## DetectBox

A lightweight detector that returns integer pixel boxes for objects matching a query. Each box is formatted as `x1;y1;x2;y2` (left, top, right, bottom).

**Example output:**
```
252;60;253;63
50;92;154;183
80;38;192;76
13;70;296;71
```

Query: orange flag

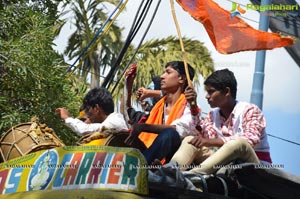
176;0;295;54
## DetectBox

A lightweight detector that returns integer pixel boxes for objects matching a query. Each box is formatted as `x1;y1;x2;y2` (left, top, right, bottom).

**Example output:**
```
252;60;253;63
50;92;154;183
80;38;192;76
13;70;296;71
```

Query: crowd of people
56;61;272;176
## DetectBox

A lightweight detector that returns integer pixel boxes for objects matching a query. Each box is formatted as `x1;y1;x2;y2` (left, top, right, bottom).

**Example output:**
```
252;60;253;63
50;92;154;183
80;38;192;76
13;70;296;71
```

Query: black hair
204;68;237;99
82;87;114;115
151;75;162;106
152;75;161;90
165;61;195;89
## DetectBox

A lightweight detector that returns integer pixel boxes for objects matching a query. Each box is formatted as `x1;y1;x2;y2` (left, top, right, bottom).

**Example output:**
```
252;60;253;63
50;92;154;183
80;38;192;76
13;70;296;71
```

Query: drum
77;129;146;151
0;121;65;162
77;129;130;147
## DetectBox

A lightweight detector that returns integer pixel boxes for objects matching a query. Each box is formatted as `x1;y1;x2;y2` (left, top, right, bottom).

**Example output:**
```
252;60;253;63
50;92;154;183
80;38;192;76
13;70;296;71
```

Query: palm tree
63;0;123;88
110;36;215;102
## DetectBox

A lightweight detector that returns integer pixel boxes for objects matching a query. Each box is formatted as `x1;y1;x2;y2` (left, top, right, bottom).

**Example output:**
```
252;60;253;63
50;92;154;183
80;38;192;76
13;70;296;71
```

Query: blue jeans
142;128;181;165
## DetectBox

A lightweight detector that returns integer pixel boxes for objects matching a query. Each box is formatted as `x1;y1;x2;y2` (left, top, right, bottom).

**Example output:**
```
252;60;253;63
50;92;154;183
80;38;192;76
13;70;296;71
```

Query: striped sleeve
200;111;219;139
240;105;265;146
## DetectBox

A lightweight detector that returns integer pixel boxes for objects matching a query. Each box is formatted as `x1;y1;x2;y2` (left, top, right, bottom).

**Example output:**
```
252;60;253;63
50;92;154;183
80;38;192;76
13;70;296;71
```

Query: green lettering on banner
76;152;95;185
121;155;138;186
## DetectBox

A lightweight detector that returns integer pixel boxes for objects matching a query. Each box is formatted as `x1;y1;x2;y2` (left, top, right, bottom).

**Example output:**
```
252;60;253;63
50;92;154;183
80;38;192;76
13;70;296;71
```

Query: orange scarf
138;94;187;148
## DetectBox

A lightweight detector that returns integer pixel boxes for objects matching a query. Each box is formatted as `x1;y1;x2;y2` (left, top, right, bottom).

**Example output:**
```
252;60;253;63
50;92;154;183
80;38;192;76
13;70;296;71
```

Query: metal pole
250;0;272;110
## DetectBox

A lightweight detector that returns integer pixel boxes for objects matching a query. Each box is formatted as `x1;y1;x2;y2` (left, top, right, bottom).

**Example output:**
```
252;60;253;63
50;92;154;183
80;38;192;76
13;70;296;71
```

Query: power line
267;133;300;146
66;0;126;72
60;0;300;147
201;112;300;146
102;0;155;88
111;0;162;94
68;60;300;148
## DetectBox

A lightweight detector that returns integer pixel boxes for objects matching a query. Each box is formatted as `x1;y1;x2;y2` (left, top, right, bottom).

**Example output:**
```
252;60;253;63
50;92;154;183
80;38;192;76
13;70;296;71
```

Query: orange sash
138;94;187;148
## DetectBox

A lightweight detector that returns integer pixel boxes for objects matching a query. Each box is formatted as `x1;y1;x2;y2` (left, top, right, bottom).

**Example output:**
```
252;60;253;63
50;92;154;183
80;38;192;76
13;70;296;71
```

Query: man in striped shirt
171;69;271;174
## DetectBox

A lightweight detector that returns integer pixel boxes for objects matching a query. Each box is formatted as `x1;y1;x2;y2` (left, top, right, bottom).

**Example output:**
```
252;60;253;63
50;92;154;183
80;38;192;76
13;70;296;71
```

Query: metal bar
250;0;272;109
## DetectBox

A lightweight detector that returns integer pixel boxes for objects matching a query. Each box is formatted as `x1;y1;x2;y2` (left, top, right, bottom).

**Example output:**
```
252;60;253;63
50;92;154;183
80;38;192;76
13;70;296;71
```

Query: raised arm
136;87;163;101
120;64;137;115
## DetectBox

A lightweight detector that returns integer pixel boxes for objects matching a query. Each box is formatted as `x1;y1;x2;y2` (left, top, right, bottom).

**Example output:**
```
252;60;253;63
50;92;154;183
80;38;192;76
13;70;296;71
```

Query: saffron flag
176;0;295;54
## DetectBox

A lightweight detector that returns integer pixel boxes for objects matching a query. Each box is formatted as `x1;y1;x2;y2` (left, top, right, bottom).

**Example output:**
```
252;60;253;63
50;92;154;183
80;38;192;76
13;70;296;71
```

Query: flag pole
250;0;272;110
170;0;192;86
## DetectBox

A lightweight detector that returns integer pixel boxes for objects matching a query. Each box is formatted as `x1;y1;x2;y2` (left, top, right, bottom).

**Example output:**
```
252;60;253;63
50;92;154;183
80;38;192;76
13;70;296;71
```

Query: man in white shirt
56;87;128;137
171;69;271;174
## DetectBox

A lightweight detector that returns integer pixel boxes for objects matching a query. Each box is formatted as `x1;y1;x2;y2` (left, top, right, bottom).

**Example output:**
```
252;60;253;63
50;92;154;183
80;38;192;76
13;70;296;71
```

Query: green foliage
0;0;60;29
62;0;124;88
110;36;215;103
0;2;87;145
0;1;215;146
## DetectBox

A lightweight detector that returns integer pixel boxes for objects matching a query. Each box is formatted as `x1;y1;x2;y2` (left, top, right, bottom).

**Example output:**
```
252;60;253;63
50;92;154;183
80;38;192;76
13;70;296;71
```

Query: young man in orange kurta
125;61;195;165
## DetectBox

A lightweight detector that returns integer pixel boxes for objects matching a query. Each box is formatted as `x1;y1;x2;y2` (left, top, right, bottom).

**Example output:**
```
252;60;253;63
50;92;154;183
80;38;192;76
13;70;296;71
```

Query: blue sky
118;0;300;176
54;0;300;176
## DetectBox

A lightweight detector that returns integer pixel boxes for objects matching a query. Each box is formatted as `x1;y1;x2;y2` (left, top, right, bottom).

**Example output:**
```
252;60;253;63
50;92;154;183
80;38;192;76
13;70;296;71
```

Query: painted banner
0;146;148;195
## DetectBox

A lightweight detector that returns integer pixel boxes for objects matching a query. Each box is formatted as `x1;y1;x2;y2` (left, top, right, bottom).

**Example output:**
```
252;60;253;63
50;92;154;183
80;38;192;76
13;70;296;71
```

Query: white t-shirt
170;104;197;138
65;112;128;136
